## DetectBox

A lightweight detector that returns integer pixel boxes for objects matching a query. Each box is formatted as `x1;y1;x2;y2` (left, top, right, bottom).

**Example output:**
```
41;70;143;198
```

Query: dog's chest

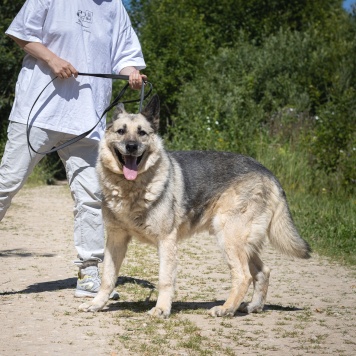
105;189;147;217
103;187;163;239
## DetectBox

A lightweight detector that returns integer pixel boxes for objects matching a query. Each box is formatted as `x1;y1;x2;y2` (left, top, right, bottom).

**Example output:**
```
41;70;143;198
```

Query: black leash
26;73;152;155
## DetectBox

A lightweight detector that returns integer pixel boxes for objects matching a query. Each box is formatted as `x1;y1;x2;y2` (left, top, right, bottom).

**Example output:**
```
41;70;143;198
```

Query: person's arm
120;66;147;90
9;35;78;79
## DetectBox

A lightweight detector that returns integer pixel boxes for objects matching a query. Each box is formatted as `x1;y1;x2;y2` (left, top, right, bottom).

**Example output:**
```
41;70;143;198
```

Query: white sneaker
74;264;119;300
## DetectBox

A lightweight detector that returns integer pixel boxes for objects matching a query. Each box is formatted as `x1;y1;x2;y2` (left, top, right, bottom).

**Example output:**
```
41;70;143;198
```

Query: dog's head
99;94;161;180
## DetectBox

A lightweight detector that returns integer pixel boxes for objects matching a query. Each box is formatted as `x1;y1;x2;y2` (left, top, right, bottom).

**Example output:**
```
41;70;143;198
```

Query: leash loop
27;72;152;155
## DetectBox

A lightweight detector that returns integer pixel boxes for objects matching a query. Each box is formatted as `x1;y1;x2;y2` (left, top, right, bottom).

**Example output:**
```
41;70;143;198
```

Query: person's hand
47;55;78;79
129;69;147;90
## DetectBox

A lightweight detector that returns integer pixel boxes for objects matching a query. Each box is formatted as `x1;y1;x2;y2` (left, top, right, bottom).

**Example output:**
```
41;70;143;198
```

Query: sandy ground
0;185;355;356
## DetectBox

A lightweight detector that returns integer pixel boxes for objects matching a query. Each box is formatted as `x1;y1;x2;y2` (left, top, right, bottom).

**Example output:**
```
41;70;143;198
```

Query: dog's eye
117;129;125;135
138;130;147;137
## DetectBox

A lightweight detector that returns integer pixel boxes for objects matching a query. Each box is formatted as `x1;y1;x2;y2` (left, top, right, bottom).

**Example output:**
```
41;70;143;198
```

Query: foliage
188;0;344;45
129;0;214;122
290;190;356;266
129;0;345;117
166;24;355;188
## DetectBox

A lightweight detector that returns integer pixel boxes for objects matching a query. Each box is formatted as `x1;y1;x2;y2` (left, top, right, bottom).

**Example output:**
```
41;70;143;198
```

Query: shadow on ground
0;275;152;296
0;278;77;295
0;249;55;258
0;273;303;316
103;300;302;316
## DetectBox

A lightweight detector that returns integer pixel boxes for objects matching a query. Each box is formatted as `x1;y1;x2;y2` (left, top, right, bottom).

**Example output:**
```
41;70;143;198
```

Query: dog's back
170;150;278;206
170;150;310;259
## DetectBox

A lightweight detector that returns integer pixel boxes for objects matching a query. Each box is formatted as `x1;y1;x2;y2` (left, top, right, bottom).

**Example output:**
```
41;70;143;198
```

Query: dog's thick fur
79;95;311;318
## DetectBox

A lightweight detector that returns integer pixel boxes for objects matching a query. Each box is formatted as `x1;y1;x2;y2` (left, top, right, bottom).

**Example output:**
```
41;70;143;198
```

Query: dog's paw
78;302;102;312
148;306;170;319
208;306;235;317
237;302;263;314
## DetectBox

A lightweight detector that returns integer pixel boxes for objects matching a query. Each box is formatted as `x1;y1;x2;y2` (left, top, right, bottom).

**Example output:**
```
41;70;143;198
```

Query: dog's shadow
0;274;302;315
105;300;302;316
106;276;303;315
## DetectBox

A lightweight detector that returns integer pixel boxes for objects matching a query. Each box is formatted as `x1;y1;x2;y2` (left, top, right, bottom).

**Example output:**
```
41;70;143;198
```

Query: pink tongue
123;156;138;180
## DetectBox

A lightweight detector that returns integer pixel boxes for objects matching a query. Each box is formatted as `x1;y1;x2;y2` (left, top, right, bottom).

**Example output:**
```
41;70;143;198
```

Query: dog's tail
268;192;311;259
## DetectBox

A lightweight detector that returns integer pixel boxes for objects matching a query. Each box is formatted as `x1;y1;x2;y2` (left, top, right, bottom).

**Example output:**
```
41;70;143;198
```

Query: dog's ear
113;103;126;119
141;94;160;132
116;103;126;114
105;103;126;130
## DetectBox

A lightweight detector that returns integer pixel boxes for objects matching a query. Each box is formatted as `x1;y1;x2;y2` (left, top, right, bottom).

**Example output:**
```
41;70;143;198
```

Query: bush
166;28;355;191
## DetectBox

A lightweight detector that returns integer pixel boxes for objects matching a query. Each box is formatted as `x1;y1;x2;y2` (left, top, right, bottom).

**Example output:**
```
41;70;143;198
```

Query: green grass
26;165;52;186
254;140;355;266
290;192;355;265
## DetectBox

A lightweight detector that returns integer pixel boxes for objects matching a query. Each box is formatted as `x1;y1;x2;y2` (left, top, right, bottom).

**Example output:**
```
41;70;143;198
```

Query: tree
129;0;214;125
188;0;344;45
128;0;346;122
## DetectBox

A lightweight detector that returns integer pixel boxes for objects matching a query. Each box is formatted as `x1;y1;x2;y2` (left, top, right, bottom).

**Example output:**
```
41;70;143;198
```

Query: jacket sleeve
111;2;146;74
5;0;50;43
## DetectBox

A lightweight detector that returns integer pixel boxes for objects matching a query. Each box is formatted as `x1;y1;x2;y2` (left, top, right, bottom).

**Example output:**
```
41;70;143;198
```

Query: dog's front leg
148;233;178;319
79;227;130;312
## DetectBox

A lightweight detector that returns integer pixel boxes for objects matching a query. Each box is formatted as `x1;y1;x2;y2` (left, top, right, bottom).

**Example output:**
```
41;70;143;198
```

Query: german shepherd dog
79;94;311;318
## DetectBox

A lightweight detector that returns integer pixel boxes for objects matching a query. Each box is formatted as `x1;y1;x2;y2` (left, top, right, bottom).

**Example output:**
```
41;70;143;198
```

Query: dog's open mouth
114;148;144;181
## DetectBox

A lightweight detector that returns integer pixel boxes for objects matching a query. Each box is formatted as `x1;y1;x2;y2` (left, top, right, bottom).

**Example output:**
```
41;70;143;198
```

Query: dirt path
0;185;355;356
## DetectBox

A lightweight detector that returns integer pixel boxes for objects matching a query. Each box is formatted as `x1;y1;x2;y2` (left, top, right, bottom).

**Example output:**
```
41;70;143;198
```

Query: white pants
0;121;104;262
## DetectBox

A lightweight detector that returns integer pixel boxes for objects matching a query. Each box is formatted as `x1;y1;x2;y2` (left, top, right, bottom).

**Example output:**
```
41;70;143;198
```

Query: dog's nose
126;142;138;154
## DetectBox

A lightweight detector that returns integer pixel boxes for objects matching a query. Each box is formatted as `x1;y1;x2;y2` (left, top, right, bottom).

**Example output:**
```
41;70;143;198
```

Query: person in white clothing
0;0;147;298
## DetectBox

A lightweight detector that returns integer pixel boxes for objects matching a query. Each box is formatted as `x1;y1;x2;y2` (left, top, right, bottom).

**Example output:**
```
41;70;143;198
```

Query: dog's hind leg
238;254;270;314
79;228;130;312
209;219;253;317
148;232;178;319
